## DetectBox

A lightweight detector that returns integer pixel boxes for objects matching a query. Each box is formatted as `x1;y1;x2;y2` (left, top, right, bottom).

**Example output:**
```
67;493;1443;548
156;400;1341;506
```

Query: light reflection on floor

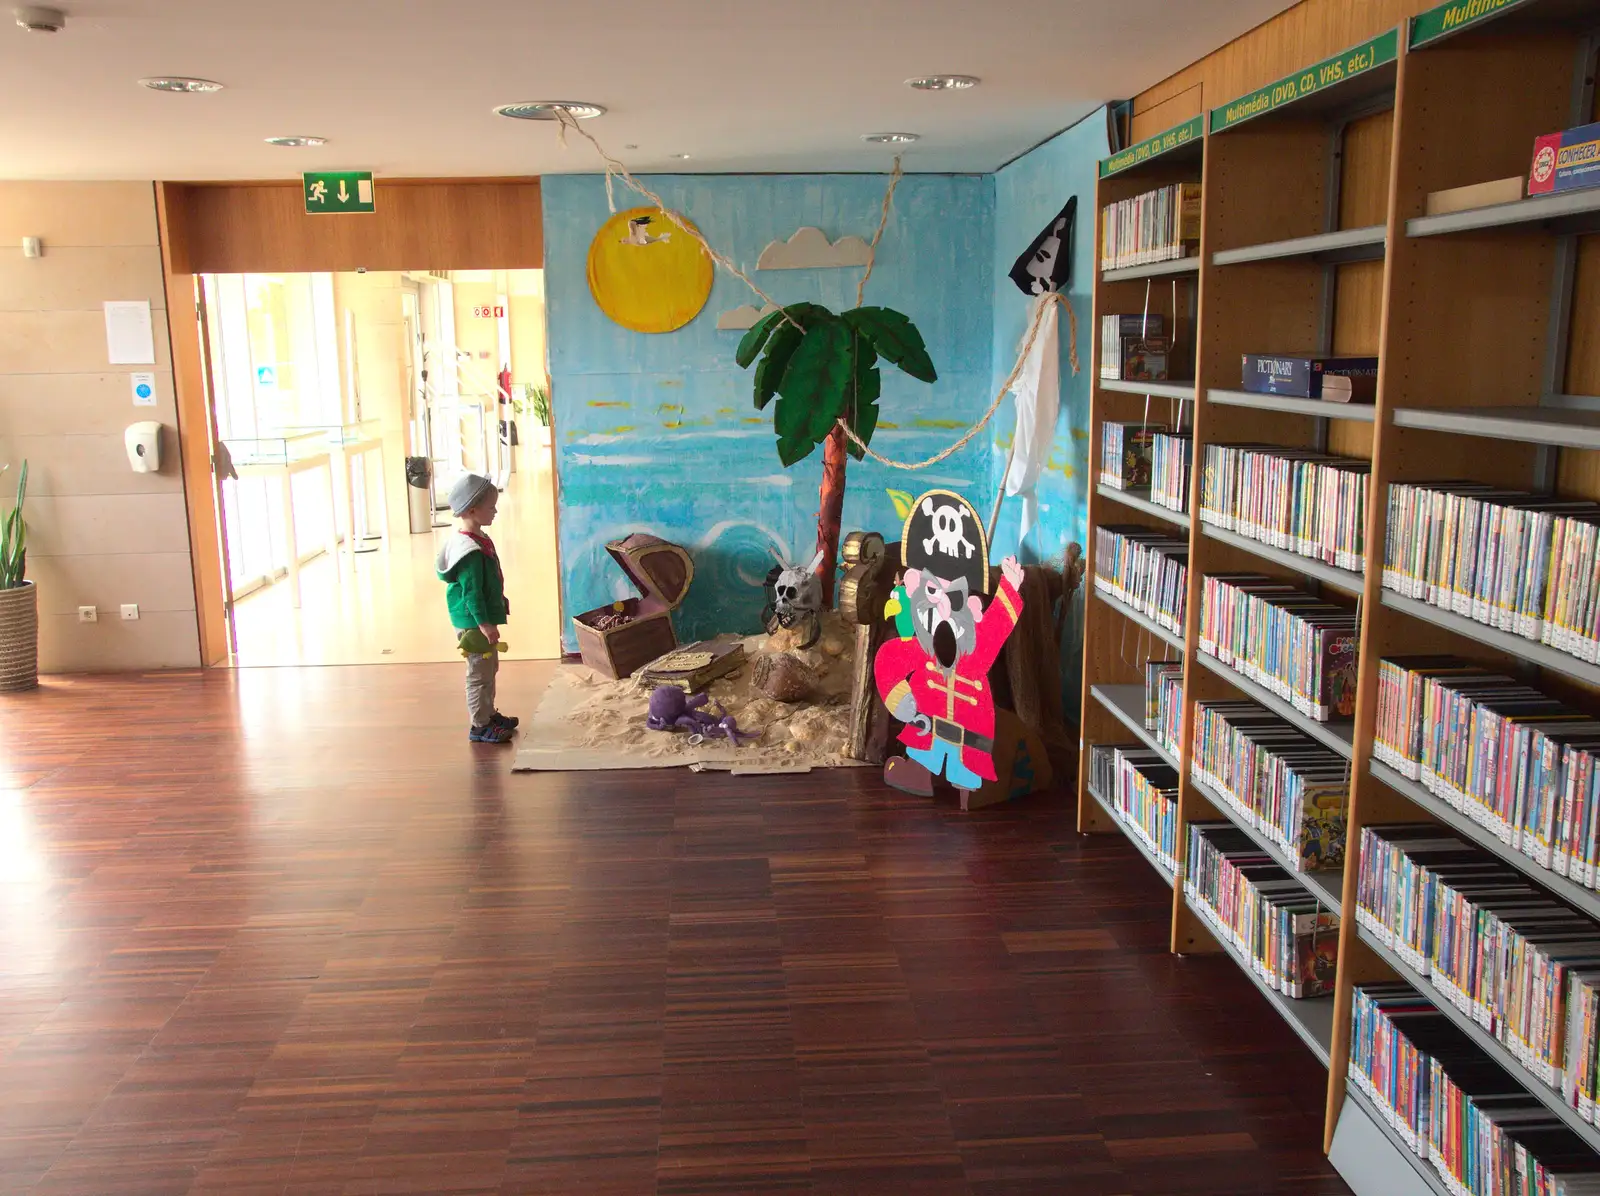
229;450;562;667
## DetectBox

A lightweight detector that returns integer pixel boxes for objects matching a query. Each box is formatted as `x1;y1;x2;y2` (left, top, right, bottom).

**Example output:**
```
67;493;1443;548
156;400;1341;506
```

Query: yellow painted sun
586;207;713;334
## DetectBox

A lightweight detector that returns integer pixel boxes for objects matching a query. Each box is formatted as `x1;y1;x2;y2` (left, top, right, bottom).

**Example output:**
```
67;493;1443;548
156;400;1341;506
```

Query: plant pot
534;425;552;448
0;581;38;692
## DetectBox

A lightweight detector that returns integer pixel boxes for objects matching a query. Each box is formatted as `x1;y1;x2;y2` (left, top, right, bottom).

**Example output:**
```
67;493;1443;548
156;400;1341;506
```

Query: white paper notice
130;372;157;407
104;301;155;365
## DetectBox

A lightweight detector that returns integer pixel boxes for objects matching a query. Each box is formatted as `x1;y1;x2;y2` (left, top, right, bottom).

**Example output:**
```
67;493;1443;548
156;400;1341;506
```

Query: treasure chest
572;534;695;679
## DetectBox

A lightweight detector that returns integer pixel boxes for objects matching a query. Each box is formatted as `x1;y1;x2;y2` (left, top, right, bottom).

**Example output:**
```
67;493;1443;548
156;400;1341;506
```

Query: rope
856;157;903;309
842;290;1078;470
552;107;1080;473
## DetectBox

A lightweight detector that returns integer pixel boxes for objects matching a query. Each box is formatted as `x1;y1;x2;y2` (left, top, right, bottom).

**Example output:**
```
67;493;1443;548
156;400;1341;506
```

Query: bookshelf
1089;683;1177;767
1078;0;1600;1191
1391;401;1600;448
1206;388;1379;421
1405;187;1600;236
1102;256;1201;283
1198;522;1364;595
1086;782;1179;888
1211;225;1388;266
1095;482;1191;529
1100;378;1194;400
1355;925;1600;1155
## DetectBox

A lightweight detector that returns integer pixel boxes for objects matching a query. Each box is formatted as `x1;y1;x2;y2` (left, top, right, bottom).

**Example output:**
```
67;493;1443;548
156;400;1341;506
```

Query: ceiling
0;0;1297;180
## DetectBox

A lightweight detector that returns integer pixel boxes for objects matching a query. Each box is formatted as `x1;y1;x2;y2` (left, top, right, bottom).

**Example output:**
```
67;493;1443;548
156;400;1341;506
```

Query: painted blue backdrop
543;173;996;651
985;113;1110;721
987;113;1109;567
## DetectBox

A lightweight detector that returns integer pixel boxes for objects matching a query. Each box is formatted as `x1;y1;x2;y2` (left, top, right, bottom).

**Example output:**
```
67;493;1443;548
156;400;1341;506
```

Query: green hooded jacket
436;531;509;630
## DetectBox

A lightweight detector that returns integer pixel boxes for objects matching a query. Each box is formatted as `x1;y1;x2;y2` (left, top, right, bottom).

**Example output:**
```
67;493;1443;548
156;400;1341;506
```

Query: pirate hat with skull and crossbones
900;489;989;597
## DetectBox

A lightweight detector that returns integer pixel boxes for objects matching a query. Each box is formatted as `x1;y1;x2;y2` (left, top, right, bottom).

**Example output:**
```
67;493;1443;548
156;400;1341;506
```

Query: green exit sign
303;171;375;215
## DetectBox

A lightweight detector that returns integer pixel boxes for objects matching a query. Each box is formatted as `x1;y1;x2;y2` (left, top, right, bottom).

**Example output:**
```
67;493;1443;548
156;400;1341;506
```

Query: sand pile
521;611;866;771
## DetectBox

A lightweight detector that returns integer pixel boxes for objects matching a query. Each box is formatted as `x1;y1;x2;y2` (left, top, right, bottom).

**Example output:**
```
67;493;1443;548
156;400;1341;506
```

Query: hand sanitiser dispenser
125;421;161;473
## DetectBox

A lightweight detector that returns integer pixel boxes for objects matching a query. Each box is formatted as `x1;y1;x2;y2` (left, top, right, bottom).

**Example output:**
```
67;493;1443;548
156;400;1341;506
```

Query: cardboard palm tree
736;304;936;605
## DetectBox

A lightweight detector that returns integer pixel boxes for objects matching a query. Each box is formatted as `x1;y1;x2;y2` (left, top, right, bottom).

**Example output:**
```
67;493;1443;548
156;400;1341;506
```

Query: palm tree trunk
814;423;847;608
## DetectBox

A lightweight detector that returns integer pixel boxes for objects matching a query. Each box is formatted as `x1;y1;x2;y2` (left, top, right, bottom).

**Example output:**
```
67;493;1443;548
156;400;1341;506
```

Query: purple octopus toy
646;685;758;746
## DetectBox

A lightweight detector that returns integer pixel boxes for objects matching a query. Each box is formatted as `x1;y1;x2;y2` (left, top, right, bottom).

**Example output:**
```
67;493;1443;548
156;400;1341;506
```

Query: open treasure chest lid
607;533;695;612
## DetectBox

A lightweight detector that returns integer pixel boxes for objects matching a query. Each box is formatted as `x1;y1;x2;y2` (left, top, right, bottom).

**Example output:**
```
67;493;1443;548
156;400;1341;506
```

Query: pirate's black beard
933;622;958;669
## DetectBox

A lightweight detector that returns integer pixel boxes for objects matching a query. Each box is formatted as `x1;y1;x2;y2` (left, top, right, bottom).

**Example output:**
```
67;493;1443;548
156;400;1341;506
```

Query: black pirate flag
901;489;989;596
1008;196;1076;296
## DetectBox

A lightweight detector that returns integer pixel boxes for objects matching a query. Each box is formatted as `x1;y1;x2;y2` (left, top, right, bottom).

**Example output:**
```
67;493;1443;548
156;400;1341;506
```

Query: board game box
1529;120;1600;197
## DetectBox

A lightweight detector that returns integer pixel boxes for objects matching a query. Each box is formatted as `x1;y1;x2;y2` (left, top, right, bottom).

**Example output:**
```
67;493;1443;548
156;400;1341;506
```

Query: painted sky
544;172;996;650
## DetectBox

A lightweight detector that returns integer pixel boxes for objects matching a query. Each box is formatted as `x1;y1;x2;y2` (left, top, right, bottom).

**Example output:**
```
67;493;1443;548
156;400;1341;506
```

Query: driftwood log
842;541;901;763
1000;544;1085;782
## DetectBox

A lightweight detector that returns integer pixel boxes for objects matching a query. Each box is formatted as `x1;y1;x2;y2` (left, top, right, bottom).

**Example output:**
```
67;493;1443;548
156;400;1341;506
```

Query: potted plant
525;382;553;448
0;461;36;692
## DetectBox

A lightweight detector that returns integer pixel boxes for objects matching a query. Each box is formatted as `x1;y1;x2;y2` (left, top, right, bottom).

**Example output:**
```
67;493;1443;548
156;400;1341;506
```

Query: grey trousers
458;631;499;727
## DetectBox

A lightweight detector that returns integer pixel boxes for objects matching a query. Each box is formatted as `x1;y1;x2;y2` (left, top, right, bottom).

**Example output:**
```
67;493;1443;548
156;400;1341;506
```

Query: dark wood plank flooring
0;665;1349;1195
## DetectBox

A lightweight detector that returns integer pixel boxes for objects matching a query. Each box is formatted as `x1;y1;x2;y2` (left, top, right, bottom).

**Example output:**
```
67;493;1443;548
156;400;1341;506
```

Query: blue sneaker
469;723;515;744
490;711;519;730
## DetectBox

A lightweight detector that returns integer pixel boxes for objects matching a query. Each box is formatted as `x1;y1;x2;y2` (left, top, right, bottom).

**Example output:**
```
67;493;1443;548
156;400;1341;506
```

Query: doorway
197;267;561;666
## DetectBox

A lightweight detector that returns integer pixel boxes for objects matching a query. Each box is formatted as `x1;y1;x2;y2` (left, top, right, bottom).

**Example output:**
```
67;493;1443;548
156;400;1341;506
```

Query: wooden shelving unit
1102;256;1201;283
1206;388;1378;421
1211;225;1387;266
1100;378;1195;400
1077;2;1600;1191
1095;482;1191;529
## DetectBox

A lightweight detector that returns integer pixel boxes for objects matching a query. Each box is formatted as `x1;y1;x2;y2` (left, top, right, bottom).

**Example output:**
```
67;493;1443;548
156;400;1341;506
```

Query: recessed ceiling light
265;136;326;148
14;6;64;33
140;77;224;94
670;153;692;160
906;75;980;91
494;101;606;121
862;132;920;145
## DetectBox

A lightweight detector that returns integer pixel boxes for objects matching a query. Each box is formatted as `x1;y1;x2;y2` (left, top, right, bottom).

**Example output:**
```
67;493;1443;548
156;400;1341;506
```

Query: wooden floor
0;665;1349;1195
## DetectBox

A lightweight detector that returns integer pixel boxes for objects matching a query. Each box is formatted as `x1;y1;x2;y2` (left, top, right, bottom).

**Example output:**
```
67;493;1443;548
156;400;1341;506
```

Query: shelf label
1410;0;1534;46
1210;29;1399;134
1100;116;1204;178
303;171;375;215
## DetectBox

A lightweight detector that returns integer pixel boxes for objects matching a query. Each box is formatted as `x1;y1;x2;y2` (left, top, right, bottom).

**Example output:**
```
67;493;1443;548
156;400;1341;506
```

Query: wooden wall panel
0;181;205;672
1128;0;1435;141
1327;111;1394;459
164;179;543;275
155;184;229;666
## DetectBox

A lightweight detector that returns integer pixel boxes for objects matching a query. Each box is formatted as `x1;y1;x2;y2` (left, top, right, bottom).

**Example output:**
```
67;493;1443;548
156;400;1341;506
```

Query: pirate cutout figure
874;490;1025;796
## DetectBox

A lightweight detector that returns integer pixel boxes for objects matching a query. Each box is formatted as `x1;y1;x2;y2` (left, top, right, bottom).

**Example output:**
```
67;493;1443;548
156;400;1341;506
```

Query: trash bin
405;455;433;534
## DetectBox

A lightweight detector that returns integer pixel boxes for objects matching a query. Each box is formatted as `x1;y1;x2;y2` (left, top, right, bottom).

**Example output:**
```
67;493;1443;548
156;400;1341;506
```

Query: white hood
435;530;482;575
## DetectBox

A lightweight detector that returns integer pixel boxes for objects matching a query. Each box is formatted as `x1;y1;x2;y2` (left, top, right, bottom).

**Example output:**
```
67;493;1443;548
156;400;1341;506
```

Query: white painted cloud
716;303;779;331
757;226;874;271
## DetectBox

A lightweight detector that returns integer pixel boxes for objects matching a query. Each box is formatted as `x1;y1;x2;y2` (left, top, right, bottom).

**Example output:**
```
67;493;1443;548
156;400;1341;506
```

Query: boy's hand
479;623;500;645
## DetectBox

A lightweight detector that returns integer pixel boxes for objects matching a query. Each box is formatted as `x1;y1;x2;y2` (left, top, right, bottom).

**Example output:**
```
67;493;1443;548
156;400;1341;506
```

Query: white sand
519;611;866;771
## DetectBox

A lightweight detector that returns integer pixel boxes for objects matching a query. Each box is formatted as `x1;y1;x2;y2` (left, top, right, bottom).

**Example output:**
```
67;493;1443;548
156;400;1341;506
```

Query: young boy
436;473;518;743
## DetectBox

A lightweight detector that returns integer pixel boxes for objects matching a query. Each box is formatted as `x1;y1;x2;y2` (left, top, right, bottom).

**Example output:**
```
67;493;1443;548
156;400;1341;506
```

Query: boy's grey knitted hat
448;473;496;516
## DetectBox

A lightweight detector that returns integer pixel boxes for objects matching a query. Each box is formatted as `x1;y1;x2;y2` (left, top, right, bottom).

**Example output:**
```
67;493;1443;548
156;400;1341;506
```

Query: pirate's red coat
873;577;1023;783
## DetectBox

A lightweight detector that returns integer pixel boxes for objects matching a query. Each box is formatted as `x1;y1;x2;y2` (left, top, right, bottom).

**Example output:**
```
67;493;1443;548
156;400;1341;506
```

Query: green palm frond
736;305;935;468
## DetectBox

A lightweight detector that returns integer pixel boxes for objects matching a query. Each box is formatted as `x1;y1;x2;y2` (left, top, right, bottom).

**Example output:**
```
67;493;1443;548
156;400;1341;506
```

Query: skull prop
762;546;825;649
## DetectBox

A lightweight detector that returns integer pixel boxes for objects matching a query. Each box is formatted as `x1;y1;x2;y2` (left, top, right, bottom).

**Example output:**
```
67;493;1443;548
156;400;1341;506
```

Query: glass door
203;273;342;599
